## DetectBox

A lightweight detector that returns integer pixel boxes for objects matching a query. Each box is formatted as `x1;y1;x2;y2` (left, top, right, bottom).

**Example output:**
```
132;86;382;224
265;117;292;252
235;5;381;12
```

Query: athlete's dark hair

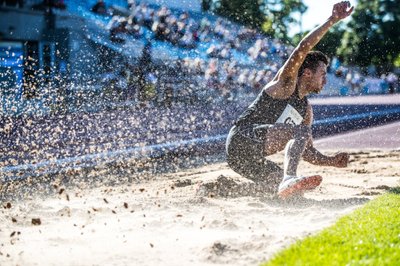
298;51;329;77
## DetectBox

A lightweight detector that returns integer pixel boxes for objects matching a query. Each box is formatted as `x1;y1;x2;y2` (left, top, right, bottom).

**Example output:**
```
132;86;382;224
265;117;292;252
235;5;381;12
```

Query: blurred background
0;0;399;181
1;0;399;116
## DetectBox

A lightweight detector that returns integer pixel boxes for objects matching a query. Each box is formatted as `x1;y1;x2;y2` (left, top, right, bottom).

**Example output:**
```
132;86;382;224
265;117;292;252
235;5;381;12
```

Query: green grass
263;188;400;266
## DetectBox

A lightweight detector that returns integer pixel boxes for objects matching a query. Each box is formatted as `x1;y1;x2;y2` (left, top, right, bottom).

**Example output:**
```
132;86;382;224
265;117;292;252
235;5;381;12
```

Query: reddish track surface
310;94;400;150
315;121;400;150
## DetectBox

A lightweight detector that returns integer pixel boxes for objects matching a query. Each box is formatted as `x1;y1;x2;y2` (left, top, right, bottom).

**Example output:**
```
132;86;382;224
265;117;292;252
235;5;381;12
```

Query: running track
1;94;400;180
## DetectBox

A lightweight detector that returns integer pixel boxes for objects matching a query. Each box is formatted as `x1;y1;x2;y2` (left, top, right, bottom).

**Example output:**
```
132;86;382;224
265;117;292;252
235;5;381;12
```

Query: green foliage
212;0;266;29
201;0;212;11
394;53;400;68
337;0;400;72
203;0;307;41
314;26;345;58
203;0;400;71
262;0;307;41
262;191;400;266
292;26;345;58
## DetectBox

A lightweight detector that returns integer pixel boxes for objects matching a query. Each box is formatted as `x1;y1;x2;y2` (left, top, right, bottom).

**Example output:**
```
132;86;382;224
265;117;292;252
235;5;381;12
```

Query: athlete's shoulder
266;67;297;99
263;79;294;100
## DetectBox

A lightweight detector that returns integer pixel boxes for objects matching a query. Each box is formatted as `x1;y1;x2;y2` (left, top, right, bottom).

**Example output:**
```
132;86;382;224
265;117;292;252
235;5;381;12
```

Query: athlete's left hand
332;152;350;168
331;1;354;21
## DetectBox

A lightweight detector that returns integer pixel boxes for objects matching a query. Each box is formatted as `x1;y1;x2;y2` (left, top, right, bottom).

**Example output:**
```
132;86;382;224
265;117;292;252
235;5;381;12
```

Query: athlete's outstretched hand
332;152;350;168
332;1;354;21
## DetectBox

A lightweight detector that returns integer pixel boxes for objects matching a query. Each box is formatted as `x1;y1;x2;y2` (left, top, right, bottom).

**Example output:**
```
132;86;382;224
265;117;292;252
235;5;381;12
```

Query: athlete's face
309;61;328;93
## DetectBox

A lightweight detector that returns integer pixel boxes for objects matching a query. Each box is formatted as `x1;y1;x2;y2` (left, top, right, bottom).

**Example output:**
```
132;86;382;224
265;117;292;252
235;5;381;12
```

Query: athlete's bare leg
283;126;312;177
255;124;312;178
257;124;324;198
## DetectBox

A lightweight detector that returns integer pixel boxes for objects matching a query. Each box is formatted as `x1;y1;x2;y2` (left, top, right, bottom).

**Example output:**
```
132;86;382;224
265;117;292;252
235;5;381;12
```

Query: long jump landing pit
1;122;399;266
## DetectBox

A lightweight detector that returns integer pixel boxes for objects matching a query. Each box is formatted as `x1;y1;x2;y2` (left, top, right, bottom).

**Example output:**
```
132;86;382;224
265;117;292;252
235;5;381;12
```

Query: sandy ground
1;123;400;266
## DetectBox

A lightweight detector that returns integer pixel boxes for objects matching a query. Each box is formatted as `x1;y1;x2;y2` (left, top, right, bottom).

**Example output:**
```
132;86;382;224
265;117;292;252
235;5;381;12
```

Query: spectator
126;15;143;38
205;59;220;90
108;16;128;43
143;6;155;28
380;74;389;94
127;0;135;11
179;31;196;48
91;0;108;15
387;72;398;94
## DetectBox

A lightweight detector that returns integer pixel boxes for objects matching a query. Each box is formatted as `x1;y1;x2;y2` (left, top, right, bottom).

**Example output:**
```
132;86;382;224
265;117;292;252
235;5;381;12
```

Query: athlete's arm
303;141;349;167
301;104;349;167
268;1;354;99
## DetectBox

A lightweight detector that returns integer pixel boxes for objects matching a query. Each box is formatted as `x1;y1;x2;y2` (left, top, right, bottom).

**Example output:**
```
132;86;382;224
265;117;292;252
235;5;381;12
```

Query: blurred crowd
183;58;278;98
2;0;398;112
334;65;399;95
88;0;400;104
100;1;290;63
88;0;294;103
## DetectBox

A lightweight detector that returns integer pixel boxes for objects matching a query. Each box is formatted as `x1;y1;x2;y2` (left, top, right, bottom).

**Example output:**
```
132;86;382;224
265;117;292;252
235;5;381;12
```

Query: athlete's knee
226;152;238;168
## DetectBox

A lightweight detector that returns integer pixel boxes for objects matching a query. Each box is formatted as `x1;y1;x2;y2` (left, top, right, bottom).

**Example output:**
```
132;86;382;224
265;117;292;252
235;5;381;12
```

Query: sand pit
1;145;399;266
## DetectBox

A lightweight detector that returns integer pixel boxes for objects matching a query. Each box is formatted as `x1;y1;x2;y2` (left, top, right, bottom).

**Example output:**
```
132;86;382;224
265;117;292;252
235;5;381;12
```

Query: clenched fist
332;152;350;168
332;1;354;21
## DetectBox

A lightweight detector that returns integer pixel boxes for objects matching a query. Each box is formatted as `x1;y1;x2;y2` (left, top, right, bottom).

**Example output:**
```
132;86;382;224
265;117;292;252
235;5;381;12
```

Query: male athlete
226;1;354;199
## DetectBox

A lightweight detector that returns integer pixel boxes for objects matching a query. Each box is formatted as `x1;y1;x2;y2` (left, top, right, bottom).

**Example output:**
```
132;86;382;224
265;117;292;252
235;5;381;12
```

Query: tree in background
203;0;399;73
202;0;306;42
290;26;346;59
337;0;400;73
261;0;306;41
209;0;266;29
202;0;212;12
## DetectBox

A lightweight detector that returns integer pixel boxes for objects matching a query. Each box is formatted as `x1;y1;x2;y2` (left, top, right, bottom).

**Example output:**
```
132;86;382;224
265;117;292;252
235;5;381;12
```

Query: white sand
1;148;399;266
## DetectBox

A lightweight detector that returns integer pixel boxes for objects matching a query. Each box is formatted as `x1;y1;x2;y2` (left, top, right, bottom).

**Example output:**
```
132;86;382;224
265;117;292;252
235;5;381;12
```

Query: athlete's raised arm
270;1;354;98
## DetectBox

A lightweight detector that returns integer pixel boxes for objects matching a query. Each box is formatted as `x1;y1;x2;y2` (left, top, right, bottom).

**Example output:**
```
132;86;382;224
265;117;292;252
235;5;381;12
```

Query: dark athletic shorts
226;125;282;182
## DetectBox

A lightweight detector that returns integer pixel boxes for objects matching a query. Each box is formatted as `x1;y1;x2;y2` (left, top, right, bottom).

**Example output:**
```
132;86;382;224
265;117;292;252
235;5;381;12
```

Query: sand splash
0;150;399;266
